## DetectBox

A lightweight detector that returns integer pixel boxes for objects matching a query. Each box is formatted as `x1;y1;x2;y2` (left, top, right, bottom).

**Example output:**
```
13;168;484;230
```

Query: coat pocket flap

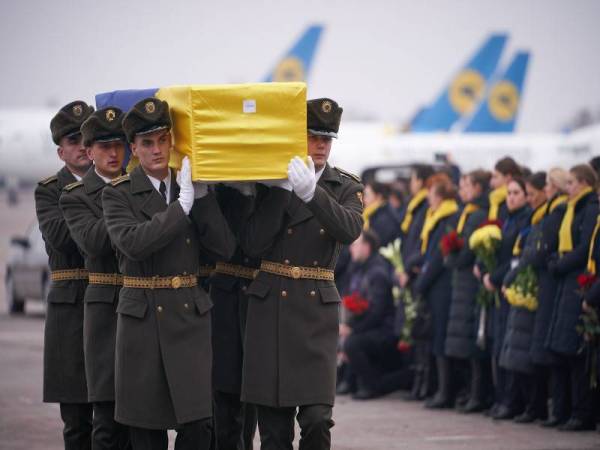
46;281;77;304
246;280;271;299
85;285;118;303
116;295;147;319
319;285;341;304
193;292;213;315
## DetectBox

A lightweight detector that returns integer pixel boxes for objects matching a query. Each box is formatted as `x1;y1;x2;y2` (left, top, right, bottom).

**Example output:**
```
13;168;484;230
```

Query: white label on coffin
243;99;256;113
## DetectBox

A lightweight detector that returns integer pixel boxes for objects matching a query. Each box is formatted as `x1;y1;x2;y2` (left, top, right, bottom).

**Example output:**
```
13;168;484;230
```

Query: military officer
102;97;235;450
240;98;364;450
210;183;259;450
35;100;94;450
59;107;130;449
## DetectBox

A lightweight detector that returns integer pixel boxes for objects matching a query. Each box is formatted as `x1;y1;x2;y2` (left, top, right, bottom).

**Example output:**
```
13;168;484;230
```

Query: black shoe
458;399;485;414
336;381;354;395
425;393;452;409
492;405;516;421
514;412;536;424
401;390;423;401
558;418;596;432
540;416;562;428
484;403;499;417
352;389;380;400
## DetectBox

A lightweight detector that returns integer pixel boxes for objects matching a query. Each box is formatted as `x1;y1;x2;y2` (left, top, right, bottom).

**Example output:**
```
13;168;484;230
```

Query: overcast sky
1;0;599;132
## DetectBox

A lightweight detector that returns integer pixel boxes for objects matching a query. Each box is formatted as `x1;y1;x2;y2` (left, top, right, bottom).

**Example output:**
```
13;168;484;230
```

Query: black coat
35;166;88;404
488;205;531;358
369;203;401;248
445;195;489;359
346;254;396;336
414;212;459;356
585;224;600;308
547;192;599;356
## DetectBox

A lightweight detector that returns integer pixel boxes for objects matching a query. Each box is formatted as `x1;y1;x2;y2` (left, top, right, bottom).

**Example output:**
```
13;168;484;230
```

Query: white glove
193;182;208;199
177;157;194;215
226;182;256;197
260;178;292;191
288;156;316;202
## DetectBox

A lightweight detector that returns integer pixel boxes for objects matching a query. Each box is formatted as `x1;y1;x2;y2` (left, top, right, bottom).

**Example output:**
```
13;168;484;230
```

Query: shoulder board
110;174;130;186
38;175;58;186
63;180;83;192
334;167;361;184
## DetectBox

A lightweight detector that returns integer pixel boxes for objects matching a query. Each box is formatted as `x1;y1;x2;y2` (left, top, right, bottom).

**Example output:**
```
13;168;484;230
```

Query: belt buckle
171;276;182;289
291;267;301;280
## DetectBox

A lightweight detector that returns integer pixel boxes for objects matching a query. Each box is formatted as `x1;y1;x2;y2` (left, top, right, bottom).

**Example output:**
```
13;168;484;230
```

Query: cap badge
73;104;83;117
106;109;116;122
145;101;156;114
321;100;332;113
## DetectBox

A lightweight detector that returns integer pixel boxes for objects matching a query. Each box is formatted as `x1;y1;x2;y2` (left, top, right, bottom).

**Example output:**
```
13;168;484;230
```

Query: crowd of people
336;156;600;433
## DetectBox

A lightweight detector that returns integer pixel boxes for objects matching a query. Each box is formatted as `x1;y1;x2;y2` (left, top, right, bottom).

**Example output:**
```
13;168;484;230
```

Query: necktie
159;181;167;203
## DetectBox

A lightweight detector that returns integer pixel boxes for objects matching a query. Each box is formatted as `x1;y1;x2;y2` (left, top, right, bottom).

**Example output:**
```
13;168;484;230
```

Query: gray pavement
0;191;598;449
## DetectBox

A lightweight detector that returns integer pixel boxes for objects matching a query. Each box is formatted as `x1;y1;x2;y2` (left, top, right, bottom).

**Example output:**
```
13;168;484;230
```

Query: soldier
59;107;130;449
35;100;94;450
102;97;235;450
240;98;364;450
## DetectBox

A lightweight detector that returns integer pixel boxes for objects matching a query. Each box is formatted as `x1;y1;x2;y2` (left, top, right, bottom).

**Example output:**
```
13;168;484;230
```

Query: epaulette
38;175;58;186
110;174;130;186
334;167;361;184
63;180;83;192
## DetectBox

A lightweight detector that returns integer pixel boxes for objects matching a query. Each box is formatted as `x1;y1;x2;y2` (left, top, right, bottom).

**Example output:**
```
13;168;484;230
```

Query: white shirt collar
315;166;325;181
146;170;172;204
94;168;113;184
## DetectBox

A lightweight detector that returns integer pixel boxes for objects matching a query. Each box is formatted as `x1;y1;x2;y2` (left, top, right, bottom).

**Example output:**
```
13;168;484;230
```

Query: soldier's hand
288;156;316;202
178;157;194;214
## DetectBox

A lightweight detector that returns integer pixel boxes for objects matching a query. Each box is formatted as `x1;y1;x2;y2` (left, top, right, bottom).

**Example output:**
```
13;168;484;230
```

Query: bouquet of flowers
469;219;503;309
342;292;369;315
380;238;416;347
576;273;600;389
440;230;464;257
505;265;539;311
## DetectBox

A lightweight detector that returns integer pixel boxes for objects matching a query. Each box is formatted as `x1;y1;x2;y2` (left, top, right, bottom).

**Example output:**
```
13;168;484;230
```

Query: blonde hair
547;167;568;193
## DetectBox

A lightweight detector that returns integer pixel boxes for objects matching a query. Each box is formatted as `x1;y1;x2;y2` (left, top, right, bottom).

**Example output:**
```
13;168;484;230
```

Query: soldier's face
57;133;92;173
131;130;171;177
307;135;332;170
88;140;125;179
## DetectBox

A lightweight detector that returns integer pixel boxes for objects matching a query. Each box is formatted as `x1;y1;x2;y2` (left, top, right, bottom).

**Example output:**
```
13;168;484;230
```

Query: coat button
157;306;163;313
183;271;187;275
244;257;249;264
284;259;290;265
184;303;189;309
310;290;316;297
186;238;191;244
319;228;325;235
281;290;287;297
313;261;318;266
242;285;247;292
287;228;293;235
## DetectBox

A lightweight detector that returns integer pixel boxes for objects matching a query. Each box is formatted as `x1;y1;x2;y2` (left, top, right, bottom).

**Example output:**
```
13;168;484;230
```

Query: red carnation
577;273;597;292
342;292;369;314
441;230;464;257
397;340;411;353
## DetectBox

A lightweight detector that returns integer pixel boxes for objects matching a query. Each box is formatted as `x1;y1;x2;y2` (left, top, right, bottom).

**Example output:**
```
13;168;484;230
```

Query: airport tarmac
0;190;598;450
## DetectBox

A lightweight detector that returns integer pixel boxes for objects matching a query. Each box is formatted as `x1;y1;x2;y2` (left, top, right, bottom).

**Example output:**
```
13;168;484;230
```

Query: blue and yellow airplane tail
410;34;507;132
263;25;323;82
463;51;529;132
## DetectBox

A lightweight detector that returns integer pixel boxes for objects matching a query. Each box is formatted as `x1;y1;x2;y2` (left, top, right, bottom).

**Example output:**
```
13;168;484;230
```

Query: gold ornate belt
260;260;334;281
214;262;258;280
198;265;215;278
88;272;123;286
122;274;197;289
51;268;89;282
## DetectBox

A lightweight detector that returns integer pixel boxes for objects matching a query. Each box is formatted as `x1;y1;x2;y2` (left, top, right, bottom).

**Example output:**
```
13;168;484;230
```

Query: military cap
50;100;95;145
122;97;172;143
81;107;126;147
307;98;343;138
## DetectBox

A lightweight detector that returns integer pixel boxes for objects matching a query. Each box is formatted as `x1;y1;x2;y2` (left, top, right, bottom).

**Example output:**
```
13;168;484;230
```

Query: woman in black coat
413;174;459;408
546;164;599;431
481;178;531;420
499;172;552;423
444;170;491;412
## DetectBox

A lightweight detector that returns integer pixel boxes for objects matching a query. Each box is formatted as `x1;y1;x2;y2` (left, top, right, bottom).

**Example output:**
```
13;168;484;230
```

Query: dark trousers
213;390;257;450
505;370;547;418
129;418;212;450
492;356;510;407
92;402;130;450
552;354;597;424
255;404;334;450
344;330;409;394
60;402;93;450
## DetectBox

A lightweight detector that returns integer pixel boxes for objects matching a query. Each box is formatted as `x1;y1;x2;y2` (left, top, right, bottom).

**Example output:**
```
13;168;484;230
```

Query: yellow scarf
401;189;428;233
587;215;600;275
512;203;547;256
558;187;593;254
420;199;459;254
362;200;384;230
550;194;568;212
488;186;508;220
457;203;479;234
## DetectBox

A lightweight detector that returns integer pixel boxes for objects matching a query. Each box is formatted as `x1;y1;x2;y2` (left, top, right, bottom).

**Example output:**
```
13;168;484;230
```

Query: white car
5;220;49;314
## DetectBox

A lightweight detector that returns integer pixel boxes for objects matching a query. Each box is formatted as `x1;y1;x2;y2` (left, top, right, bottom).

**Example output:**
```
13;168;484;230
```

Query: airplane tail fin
264;25;324;83
410;34;507;132
463;51;530;132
